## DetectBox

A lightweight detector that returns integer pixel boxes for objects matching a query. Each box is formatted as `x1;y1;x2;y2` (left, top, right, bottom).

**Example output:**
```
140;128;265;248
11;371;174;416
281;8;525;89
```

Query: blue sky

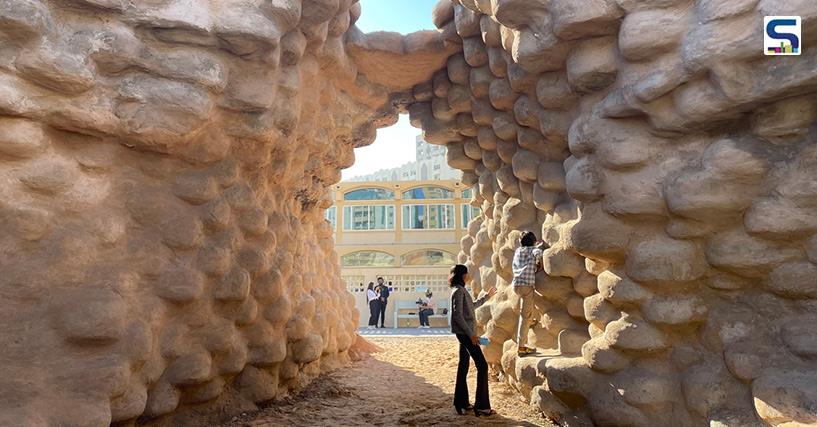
342;0;438;180
354;0;439;34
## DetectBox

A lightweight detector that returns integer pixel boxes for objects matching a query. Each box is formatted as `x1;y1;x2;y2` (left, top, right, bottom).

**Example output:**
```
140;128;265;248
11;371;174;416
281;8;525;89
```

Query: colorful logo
765;16;801;55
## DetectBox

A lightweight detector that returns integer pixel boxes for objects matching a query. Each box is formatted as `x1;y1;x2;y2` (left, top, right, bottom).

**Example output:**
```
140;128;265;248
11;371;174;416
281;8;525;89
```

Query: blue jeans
418;309;433;326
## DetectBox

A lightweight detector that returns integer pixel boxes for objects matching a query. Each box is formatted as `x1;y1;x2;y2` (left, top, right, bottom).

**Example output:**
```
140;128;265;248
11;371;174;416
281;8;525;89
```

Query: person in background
512;231;545;357
417;290;435;329
366;282;380;330
376;277;389;328
449;264;497;417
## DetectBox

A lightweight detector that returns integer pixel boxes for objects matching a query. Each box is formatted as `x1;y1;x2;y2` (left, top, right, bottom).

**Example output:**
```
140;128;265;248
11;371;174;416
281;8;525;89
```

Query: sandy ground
228;336;555;427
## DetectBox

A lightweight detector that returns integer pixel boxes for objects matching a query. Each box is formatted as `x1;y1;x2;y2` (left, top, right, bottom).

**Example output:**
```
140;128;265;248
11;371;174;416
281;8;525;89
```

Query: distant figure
449;264;497;417
512;231;544;357
376;277;389;328
417;290;435;329
366;282;380;330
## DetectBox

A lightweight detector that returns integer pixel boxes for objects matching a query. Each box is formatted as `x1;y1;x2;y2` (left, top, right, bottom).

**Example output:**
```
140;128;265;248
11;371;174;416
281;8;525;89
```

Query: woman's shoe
474;408;497;417
454;404;474;415
517;346;536;357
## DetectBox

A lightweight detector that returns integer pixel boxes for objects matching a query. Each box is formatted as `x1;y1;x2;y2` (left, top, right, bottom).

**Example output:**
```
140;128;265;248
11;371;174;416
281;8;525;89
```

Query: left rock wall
0;1;455;424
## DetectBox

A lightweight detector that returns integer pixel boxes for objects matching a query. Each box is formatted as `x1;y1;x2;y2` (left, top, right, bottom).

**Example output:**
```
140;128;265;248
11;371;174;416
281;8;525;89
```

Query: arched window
343;188;394;201
402;186;454;200
401;250;457;266
340;251;396;267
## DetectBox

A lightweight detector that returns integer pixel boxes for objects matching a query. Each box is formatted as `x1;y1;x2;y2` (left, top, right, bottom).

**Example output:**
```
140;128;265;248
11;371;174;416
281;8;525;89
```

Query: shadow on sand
226;355;546;427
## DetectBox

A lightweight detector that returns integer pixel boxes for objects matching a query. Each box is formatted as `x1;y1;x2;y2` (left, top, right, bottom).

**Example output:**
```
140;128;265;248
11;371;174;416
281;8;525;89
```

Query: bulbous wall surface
0;0;454;424
417;1;817;426
2;0;817;425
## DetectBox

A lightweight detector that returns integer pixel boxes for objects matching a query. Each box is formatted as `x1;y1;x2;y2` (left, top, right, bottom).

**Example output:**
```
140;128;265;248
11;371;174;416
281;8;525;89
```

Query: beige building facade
326;180;479;327
345;136;462;182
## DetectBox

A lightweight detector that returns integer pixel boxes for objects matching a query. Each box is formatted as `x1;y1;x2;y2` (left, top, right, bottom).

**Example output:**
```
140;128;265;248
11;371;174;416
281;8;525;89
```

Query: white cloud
341;114;420;180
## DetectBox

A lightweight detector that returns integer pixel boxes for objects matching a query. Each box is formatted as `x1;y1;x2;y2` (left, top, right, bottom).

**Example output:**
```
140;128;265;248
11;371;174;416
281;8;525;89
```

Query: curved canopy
402;186;454;200
340;251;396;267
343;187;395;201
401;249;457;266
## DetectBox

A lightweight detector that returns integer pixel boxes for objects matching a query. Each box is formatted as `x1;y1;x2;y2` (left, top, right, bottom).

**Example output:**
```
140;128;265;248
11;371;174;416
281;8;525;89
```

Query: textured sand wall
3;0;817;425
0;0;455;424
414;1;817;426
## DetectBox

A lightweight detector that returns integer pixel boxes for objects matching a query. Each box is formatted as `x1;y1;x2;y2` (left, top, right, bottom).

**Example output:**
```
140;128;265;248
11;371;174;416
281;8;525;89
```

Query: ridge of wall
414;1;817;425
0;0;456;424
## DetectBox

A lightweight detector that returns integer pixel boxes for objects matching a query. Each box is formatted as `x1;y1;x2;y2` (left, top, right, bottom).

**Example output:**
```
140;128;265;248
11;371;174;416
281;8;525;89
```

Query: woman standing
449;264;497;417
366;282;380;330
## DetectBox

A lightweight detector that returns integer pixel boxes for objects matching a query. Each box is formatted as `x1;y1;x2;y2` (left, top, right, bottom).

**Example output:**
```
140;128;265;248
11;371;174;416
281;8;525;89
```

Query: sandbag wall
410;0;817;426
0;0;454;424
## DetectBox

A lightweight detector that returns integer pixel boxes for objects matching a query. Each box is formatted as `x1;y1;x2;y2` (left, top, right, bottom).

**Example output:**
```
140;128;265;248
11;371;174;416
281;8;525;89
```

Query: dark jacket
378;285;390;301
450;285;488;337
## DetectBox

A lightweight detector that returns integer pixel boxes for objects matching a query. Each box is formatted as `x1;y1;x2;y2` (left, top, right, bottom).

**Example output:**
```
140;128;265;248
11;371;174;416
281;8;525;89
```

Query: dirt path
229;336;555;427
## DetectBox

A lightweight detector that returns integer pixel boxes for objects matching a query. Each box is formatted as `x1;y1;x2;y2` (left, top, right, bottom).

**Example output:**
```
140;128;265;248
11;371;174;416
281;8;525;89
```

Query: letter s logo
768;19;800;49
765;16;802;55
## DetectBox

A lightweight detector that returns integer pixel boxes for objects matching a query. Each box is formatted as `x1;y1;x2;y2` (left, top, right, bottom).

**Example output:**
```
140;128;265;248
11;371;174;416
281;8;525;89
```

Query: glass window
342;205;394;231
340;251;395;267
462;188;473;199
325;207;336;228
403;205;424;230
371;205;393;230
402;204;455;230
343;275;365;292
402;186;454;200
402;250;457;266
461;205;481;228
393;275;449;293
343;188;394;201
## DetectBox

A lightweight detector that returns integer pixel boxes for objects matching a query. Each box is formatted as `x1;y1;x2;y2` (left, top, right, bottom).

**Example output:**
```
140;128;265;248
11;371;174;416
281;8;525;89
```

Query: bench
393;299;450;329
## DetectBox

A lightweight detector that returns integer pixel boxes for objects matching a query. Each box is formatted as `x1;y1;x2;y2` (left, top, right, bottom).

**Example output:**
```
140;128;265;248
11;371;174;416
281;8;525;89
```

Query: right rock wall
416;1;817;425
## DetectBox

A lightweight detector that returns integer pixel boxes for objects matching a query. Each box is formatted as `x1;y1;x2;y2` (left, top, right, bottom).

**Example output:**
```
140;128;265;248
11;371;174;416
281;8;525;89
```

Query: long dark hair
449;264;468;287
367;282;374;291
